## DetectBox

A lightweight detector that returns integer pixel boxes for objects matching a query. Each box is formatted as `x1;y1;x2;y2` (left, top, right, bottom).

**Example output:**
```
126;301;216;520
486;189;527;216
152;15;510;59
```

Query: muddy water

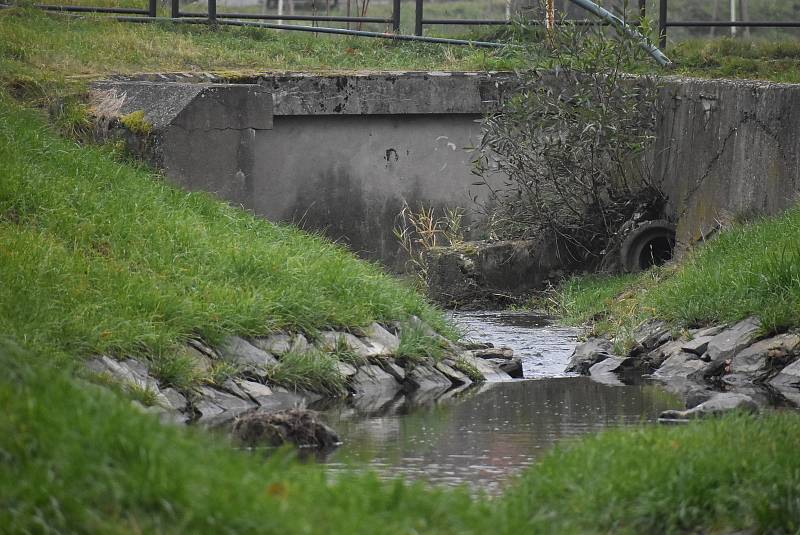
322;312;682;494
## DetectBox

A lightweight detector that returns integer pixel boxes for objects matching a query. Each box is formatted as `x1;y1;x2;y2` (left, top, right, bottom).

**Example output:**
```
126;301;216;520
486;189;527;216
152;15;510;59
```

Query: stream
321;311;683;494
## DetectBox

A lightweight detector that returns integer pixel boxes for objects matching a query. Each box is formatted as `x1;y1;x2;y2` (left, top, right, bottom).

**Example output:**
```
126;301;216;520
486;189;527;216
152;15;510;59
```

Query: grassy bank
3;338;799;533
0;91;453;390
546;205;800;343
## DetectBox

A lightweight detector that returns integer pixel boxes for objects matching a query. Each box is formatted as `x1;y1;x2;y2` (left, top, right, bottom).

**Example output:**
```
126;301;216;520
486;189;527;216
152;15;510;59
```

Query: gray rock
194;387;256;424
632;319;672;350
457;352;513;382
217;336;278;378
435;361;472;386
690;325;727;338
334;361;358;378
361;322;400;354
472;347;514;360
318;331;385;358
462;341;493;350
252;333;310;356
251;333;293;355
161;387;188;412
589;356;626;375
380;360;406;382
653;352;706;380
729;333;800;378
405;363;453;391
85;356;171;408
681;336;714;356
350;364;402;395
587;357;626;385
187;338;219;359
659;392;758;420
704;317;761;363
565;338;614;374
770;357;800;388
236;379;275;404
643;339;687;370
221;378;251;400
487;357;522;378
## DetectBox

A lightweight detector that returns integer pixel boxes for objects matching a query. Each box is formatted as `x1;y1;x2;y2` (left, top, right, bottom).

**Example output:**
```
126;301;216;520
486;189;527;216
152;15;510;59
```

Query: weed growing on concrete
393;202;465;289
119;110;151;135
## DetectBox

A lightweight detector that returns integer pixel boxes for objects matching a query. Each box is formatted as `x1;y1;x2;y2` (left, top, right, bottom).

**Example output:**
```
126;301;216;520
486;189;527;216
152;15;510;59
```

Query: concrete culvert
620;220;676;273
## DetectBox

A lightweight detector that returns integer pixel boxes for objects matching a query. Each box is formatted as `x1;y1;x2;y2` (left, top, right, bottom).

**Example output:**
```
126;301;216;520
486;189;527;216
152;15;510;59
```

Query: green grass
548;206;800;338
668;37;800;83
266;349;348;396
396;321;446;364
3;337;800;533
0;92;452;388
0;7;515;100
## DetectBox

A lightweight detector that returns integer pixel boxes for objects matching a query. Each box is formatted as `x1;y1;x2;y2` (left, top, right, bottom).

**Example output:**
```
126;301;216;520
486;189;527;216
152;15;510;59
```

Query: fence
657;0;800;49
12;0;800;50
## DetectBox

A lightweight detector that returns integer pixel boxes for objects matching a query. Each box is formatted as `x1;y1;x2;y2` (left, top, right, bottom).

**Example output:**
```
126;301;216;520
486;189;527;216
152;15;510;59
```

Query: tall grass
0;93;451;372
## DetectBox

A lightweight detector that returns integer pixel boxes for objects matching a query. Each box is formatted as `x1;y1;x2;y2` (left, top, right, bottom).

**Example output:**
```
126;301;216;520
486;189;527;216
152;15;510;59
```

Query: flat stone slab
217;336;278;377
351;364;402;396
653;352;706;381
704;317;761;362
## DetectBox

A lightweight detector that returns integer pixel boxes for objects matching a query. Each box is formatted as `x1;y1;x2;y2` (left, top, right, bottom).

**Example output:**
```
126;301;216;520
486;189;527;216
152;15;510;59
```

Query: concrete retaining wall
653;77;800;250
93;72;800;270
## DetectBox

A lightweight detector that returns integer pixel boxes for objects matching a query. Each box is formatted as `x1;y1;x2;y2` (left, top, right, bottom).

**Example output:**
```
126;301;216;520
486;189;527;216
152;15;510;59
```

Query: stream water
321;311;683;494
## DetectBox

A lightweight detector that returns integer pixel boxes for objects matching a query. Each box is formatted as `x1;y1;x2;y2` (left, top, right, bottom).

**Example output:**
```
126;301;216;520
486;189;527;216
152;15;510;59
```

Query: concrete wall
96;72;512;269
94;72;800;269
653;77;800;250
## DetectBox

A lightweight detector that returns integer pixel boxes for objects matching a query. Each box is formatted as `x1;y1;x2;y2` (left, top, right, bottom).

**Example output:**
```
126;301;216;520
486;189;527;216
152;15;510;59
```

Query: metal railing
411;0;646;36
14;0;800;51
657;0;800;49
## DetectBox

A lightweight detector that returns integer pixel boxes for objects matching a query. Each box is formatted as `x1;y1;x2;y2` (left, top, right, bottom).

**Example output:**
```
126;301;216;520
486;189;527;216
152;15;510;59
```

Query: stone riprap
84;317;516;428
567;316;800;415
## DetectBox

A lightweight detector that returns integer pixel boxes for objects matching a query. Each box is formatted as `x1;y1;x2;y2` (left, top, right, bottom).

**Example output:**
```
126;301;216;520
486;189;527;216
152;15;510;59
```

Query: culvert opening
620;220;676;273
637;235;674;270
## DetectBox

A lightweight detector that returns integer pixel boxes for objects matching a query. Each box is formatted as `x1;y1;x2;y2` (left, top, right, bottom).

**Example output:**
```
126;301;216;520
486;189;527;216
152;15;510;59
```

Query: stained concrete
92;72;800;270
653;77;800;251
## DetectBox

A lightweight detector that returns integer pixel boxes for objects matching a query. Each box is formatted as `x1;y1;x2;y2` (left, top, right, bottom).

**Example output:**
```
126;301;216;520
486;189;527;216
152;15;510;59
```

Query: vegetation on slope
0;93;452;388
546;205;800;341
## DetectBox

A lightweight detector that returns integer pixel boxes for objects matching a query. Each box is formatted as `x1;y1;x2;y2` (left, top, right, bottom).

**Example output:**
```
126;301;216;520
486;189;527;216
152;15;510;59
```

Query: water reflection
323;377;682;494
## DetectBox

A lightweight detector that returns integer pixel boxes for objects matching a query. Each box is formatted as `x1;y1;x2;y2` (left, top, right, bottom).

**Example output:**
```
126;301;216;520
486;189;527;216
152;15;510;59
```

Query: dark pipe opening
638;235;674;269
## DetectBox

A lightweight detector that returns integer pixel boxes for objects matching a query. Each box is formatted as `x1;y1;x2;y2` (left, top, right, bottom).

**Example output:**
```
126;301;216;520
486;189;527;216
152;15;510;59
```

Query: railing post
414;0;423;36
148;0;157;17
658;0;667;49
391;0;401;32
208;0;216;25
171;0;180;18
